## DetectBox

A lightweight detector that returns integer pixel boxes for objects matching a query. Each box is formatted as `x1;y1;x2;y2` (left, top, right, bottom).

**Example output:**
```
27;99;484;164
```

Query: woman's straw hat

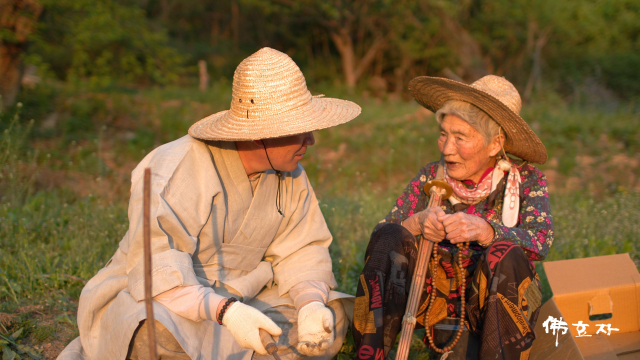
408;75;547;164
189;48;361;141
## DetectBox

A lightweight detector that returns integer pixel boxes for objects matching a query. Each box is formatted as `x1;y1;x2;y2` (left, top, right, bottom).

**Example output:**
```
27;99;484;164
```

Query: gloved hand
222;301;282;355
296;301;335;356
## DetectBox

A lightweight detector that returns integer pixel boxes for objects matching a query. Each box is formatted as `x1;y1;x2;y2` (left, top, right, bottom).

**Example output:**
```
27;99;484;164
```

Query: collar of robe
207;141;284;245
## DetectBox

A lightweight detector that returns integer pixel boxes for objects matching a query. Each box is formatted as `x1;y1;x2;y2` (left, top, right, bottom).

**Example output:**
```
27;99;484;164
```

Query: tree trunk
524;25;552;100
330;29;357;88
210;12;220;45
0;43;23;107
198;60;208;92
330;28;386;89
394;56;412;96
439;12;490;82
0;0;42;108
231;1;239;50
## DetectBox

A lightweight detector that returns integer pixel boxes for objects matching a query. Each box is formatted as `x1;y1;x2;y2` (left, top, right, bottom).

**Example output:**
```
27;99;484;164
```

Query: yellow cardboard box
530;253;640;359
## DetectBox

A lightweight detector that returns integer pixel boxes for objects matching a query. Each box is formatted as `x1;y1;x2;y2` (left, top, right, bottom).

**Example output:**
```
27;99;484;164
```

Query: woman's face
438;114;501;182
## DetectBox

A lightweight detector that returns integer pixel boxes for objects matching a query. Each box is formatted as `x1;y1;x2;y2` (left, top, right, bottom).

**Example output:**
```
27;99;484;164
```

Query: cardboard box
530;253;640;359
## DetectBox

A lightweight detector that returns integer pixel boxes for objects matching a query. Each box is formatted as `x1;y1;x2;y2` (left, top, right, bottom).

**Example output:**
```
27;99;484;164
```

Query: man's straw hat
189;48;361;141
409;75;547;164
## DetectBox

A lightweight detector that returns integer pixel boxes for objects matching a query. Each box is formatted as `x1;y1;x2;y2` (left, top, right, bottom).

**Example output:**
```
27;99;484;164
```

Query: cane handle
424;179;453;200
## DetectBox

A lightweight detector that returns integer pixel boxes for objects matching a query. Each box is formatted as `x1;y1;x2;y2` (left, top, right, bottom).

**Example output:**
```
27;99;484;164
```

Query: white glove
296;301;335;356
222;301;282;355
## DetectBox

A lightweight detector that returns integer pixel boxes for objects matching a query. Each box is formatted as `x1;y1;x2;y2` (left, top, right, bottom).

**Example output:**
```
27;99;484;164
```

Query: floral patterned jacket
374;161;554;261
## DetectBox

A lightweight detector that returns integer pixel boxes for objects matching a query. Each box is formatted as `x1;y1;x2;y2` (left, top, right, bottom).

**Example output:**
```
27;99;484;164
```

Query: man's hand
402;207;447;242
296;302;334;356
222;302;282;355
437;212;494;245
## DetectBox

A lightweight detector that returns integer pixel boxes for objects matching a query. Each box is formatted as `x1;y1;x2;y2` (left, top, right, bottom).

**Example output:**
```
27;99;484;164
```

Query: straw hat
408;75;547;164
189;48;361;141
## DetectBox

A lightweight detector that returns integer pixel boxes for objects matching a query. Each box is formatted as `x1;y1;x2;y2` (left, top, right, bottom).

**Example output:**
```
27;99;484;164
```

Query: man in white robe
58;47;361;360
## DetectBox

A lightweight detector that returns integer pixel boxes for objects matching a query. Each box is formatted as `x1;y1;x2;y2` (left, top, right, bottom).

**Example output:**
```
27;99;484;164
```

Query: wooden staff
143;168;159;360
395;178;452;360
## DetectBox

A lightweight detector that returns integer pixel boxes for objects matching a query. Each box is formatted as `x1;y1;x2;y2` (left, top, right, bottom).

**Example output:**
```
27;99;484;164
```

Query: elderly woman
352;76;552;360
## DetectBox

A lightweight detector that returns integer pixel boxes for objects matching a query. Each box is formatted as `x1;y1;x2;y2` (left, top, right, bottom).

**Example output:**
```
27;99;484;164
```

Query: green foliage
32;325;54;342
550;192;640;263
0;105;124;305
30;0;182;88
9;0;636;97
0;105;38;207
599;53;640;97
0;327;44;359
524;96;640;179
546;0;640;96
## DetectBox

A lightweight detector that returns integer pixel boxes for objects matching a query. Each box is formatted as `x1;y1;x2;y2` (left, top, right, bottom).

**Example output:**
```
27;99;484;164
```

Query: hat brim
188;97;361;141
408;76;547;164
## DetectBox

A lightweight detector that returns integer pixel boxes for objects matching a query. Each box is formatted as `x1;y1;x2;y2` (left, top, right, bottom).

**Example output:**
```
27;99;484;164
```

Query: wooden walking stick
143;168;159;360
395;164;452;360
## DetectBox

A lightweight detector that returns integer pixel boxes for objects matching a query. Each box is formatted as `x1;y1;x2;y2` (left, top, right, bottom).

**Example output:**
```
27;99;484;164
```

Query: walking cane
395;170;452;360
143;168;159;360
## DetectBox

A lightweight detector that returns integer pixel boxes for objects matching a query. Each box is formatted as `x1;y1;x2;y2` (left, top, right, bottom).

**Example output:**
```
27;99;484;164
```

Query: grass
0;83;639;359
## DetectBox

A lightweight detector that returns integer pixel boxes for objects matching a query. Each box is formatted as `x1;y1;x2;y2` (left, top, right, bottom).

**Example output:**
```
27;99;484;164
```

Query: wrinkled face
438;114;499;182
262;132;315;172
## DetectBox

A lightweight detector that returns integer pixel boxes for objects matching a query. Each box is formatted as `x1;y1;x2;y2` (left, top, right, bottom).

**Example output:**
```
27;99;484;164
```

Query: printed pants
352;223;542;360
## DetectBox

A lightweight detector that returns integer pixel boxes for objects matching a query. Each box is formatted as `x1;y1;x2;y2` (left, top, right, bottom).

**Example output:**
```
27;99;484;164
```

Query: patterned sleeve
372;162;438;234
487;165;554;261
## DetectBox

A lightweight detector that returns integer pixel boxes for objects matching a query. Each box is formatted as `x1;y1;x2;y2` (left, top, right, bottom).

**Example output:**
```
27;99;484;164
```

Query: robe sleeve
265;165;338;296
154;285;225;322
487;165;554;261
122;136;221;302
289;280;329;310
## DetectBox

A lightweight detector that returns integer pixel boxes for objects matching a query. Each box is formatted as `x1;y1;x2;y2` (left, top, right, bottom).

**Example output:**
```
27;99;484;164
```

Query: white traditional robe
58;135;352;360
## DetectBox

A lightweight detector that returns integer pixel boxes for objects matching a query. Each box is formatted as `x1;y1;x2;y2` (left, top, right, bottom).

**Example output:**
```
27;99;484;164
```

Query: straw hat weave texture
189;48;361;141
409;75;547;164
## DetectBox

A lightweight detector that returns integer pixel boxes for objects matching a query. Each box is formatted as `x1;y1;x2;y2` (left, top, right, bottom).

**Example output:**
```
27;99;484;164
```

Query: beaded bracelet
217;297;238;325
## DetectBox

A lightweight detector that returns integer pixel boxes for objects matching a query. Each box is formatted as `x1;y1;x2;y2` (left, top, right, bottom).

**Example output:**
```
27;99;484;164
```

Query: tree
28;0;182;88
248;0;397;89
385;0;454;94
0;0;42;107
320;1;391;89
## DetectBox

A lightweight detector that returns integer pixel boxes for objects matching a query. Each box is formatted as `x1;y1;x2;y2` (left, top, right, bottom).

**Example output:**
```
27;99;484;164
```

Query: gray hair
435;100;504;146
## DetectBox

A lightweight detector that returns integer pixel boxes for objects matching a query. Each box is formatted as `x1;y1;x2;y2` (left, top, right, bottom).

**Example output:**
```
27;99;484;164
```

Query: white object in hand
222;302;282;355
296;301;335;356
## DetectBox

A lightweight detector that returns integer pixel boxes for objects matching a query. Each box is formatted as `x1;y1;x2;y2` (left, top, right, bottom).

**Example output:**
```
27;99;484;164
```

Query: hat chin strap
261;140;284;216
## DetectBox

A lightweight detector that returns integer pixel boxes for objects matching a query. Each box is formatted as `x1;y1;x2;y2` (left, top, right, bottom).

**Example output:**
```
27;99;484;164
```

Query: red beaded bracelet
217;297;238;325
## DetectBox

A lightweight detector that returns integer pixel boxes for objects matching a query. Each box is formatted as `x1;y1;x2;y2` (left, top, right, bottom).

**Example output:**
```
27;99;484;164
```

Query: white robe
58;135;352;360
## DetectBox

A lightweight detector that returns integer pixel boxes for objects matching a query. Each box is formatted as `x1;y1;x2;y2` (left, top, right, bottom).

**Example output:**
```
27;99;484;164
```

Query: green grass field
1;84;639;359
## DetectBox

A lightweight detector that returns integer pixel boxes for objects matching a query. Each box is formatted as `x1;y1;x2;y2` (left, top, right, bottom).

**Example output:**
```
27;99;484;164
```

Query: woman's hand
437;212;494;245
402;207;447;242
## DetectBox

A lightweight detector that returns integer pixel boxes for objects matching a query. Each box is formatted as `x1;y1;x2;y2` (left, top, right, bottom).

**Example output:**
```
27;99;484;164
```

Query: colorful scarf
444;159;521;227
444;167;494;205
